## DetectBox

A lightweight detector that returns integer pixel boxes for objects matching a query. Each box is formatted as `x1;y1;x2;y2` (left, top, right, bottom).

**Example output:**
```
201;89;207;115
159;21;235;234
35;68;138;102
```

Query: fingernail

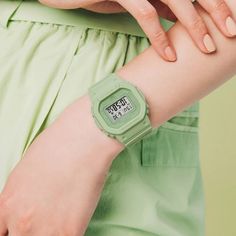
203;34;216;53
226;16;236;36
165;46;176;61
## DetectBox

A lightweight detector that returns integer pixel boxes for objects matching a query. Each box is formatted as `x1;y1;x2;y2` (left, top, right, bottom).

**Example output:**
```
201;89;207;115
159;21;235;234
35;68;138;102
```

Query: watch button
107;133;115;138
147;104;150;115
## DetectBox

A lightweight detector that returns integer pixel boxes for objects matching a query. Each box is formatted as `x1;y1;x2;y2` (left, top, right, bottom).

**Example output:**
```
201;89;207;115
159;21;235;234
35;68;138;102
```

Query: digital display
106;96;133;122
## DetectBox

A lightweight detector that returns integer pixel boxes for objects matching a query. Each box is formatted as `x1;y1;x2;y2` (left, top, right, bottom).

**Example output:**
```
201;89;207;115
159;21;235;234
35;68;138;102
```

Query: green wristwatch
88;73;152;147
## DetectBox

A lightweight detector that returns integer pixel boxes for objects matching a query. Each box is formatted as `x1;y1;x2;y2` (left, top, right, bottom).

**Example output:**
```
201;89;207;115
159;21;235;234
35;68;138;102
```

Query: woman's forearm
71;0;236;155
11;0;236;235
66;3;236;230
117;0;236;128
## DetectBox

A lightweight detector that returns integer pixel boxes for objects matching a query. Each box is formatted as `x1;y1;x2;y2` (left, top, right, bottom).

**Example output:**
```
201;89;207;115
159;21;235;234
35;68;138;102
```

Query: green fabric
0;1;204;235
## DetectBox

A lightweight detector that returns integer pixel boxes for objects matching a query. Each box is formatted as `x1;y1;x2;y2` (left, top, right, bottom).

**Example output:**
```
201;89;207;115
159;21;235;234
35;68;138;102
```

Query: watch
88;73;153;147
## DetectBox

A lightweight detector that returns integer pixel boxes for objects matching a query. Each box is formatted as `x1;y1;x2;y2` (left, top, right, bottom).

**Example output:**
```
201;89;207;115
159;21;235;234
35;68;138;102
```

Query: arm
60;0;236;232
77;0;236;229
116;0;236;128
1;1;235;235
70;0;236;160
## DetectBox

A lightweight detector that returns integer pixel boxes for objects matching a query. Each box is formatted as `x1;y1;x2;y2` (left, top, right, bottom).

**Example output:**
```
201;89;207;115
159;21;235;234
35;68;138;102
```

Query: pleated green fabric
0;1;204;235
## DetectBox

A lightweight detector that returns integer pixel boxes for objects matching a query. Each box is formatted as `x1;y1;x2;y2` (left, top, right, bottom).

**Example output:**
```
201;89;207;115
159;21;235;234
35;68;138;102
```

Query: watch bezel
92;81;147;135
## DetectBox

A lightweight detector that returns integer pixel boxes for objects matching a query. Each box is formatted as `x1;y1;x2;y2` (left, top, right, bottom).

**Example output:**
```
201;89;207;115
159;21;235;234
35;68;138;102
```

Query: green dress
0;1;205;235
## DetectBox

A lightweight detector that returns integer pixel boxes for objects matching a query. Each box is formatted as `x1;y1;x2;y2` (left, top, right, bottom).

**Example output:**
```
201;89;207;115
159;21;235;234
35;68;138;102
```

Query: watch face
98;88;145;133
105;96;133;122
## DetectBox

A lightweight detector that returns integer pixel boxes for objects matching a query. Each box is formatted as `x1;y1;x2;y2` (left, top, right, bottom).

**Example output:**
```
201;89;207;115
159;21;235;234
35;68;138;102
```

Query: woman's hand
0;96;123;236
39;0;236;61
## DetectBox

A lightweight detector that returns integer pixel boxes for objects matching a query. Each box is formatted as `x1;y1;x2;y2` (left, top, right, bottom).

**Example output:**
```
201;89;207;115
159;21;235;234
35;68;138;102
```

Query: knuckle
16;209;34;233
63;231;76;236
212;0;229;14
162;0;172;6
0;194;6;209
138;6;157;21
62;225;77;236
152;30;167;45
0;193;11;211
59;230;75;236
16;217;32;233
187;17;206;32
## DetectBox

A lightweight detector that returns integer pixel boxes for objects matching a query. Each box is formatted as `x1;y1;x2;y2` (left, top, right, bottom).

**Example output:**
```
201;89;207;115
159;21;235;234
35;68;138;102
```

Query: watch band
89;73;122;100
89;73;153;147
116;114;152;146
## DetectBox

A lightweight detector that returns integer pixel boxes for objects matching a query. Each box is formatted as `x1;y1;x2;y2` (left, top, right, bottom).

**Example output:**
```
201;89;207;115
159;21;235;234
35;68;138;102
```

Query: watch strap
89;73;121;101
116;114;152;146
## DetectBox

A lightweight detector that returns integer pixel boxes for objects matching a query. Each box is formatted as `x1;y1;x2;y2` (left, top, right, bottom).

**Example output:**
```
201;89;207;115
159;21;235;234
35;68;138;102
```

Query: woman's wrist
56;94;125;165
54;0;236;167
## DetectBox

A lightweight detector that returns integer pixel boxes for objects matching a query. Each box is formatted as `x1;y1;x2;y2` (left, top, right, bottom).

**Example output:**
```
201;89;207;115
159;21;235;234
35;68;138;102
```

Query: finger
84;2;127;13
116;0;177;61
149;0;177;22
0;196;8;236
0;225;7;236
0;217;8;236
161;0;216;54
197;0;236;37
38;0;103;9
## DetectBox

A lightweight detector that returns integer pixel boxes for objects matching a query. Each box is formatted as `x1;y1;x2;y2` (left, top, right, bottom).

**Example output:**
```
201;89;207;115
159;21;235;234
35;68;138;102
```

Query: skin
38;0;236;61
0;0;236;236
